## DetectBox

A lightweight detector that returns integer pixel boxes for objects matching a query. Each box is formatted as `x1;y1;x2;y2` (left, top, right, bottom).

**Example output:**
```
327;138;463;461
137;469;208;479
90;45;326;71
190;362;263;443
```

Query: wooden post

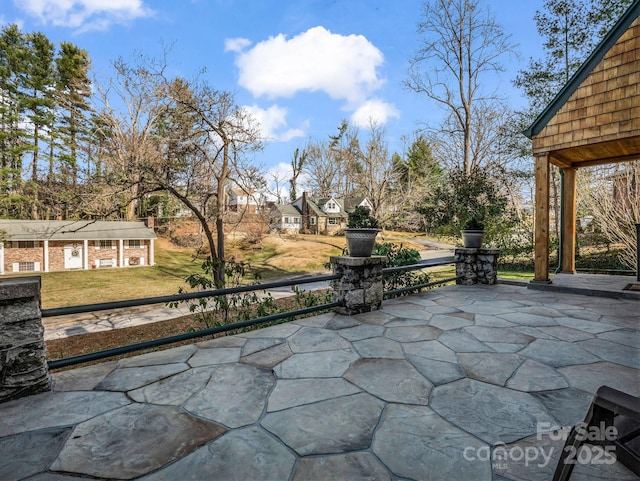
533;154;550;283
561;167;577;273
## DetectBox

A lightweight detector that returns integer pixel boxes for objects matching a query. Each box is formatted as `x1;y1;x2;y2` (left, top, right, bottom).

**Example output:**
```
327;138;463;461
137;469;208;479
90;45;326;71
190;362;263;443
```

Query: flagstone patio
1;283;639;481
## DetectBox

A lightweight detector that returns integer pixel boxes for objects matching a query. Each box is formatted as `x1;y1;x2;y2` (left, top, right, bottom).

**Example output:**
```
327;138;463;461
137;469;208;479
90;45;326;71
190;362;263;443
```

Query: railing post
0;276;51;403
330;256;386;315
455;248;500;285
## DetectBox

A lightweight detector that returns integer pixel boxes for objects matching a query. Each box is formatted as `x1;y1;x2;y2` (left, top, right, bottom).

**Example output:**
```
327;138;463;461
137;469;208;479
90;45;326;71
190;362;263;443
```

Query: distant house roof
272;204;301;216
304;198;325;217
343;197;367;212
0;220;156;241
524;0;640;138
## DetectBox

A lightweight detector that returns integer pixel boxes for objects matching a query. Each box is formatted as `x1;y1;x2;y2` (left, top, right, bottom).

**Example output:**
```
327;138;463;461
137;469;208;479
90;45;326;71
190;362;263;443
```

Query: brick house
0;220;156;275
270;192;373;235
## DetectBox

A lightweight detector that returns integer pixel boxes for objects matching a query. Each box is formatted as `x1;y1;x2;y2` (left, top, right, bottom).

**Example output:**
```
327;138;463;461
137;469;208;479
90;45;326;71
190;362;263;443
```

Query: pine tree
56;41;92;187
0;25;32;217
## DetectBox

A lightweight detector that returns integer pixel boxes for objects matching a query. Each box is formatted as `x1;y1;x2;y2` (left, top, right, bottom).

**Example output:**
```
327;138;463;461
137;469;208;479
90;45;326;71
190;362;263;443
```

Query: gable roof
272;204;301;216
524;0;640;139
0;220;156;241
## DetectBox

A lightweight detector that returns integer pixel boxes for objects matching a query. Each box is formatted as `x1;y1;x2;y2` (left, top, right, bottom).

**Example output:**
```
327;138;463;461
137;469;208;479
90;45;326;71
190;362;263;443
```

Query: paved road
43;238;455;340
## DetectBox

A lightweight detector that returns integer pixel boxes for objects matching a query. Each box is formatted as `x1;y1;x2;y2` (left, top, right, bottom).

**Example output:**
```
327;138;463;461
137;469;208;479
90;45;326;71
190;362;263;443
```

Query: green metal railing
46;256;461;370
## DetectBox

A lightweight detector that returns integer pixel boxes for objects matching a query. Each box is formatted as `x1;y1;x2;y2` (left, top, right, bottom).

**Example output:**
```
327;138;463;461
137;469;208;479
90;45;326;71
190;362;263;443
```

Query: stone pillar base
330;256;386;315
455;248;500;285
0;277;51;403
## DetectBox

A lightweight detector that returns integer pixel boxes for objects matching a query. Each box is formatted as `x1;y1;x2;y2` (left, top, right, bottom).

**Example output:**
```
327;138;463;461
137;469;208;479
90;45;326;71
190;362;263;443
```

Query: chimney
145;216;155;229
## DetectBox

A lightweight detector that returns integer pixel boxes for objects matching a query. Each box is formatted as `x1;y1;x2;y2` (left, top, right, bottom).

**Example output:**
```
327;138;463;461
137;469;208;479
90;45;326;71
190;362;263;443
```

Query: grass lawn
5;230;534;309
12;235;346;308
497;270;534;281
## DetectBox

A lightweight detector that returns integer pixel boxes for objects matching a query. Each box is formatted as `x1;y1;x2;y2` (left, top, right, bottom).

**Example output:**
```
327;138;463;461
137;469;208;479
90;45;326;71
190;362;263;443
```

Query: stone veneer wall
330;256;386;315
0;277;51;403
455;248;500;285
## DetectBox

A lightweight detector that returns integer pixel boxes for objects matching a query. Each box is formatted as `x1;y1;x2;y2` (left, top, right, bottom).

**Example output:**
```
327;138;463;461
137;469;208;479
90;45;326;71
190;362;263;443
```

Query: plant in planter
461;213;485;248
345;206;382;257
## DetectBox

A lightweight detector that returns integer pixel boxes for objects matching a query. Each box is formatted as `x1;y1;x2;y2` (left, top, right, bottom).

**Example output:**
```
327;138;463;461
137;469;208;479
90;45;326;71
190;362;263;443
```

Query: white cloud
350;99;400;128
244;104;306;142
224;37;251;53
233;26;385;107
15;0;154;31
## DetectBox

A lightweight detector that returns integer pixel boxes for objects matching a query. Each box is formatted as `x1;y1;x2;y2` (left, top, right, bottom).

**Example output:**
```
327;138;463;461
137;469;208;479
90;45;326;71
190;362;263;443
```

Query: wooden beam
534;154;551;283
549;153;574;169
568;154;640;168
561;167;577;273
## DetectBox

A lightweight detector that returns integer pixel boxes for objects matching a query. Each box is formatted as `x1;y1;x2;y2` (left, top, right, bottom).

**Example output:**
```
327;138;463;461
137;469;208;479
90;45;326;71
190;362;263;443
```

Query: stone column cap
329;256;387;266
0;276;41;301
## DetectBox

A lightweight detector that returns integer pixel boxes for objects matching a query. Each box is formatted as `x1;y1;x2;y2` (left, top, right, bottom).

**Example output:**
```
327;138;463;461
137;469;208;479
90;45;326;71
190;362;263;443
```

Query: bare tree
352;121;397;218
96;55;263;286
289;147;307;202
406;0;515;174
303;139;341;197
582;162;640;271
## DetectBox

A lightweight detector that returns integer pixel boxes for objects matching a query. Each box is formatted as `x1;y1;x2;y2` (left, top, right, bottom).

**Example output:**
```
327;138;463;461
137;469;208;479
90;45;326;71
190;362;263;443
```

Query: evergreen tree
515;0;633;115
56;41;92;187
0;25;27;196
23;32;55;183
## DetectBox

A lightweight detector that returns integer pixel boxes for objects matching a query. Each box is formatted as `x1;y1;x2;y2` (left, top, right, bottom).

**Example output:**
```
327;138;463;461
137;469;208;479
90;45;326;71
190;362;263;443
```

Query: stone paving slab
51;403;226;479
1;283;639;481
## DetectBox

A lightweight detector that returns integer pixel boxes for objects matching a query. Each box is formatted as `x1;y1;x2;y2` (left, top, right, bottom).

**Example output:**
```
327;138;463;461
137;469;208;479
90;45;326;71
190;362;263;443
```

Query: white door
64;244;83;269
0;242;4;274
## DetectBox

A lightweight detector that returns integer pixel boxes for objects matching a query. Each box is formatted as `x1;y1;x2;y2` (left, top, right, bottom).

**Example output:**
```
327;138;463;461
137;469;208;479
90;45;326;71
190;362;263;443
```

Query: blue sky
2;0;544;184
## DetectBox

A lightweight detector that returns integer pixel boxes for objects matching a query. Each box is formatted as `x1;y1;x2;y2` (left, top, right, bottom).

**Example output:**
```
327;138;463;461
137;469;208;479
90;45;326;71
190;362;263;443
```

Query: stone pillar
330;256;386;315
0;277;51;403
455;248;500;285
477;248;500;285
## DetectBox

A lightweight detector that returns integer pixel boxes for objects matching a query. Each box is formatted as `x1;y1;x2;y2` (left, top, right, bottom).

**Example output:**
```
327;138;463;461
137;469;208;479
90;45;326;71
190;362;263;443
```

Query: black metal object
636;224;639;281
382;256;459;274
552;385;640;481
47;301;341;370
42;273;340;318
384;276;463;298
45;255;460;369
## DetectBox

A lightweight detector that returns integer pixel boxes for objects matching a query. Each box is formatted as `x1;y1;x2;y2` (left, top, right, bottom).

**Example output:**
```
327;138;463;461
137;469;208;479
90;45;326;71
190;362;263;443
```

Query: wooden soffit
548;135;640;168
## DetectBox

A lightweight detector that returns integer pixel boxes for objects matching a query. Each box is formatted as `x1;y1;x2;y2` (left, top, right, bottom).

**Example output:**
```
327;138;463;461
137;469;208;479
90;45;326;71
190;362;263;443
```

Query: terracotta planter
461;229;484;248
345;228;381;257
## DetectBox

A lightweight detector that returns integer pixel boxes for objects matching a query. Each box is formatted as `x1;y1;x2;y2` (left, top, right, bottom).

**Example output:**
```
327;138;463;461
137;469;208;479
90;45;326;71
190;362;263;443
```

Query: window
19;262;35;271
18;241;36;248
328;218;339;225
310;217;317;225
98;240;112;249
283;217;290;224
99;259;113;268
127;240;141;249
326;201;336;210
293;217;301;224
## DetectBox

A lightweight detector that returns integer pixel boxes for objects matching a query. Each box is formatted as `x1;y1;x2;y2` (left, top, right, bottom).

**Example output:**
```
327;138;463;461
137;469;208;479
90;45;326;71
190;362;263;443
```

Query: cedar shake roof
0;220;156;241
525;0;640;140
